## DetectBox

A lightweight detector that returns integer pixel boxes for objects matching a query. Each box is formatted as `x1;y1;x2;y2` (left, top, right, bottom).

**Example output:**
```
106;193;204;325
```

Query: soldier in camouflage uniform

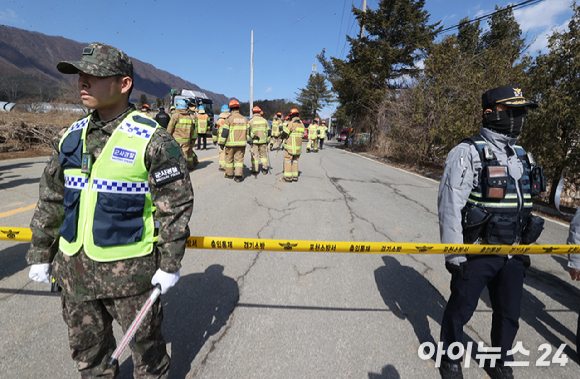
26;42;194;379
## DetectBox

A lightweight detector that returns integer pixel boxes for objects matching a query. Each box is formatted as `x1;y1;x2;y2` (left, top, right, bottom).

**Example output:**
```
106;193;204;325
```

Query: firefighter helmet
229;99;240;108
175;100;187;110
252;106;261;114
198;105;205;114
290;108;299;116
221;104;230;113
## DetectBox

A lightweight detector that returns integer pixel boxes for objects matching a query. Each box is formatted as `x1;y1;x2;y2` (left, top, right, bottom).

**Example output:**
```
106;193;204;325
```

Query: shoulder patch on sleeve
166;140;183;162
132;114;158;129
152;164;184;186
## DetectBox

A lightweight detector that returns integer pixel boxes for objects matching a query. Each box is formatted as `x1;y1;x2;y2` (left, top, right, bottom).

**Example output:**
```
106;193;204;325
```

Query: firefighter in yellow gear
213;104;230;171
306;118;319;153
196;105;209;150
167;99;198;169
248;106;270;174
269;112;283;151
279;108;304;182
318;119;328;150
218;99;249;182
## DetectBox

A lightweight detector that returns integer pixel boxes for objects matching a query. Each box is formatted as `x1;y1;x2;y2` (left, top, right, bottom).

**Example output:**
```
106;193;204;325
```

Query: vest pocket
485;214;518;245
93;192;145;247
60;188;81;243
59;130;83;169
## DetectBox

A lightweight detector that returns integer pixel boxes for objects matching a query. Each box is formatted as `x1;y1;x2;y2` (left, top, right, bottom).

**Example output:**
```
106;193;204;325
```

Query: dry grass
0;110;80;154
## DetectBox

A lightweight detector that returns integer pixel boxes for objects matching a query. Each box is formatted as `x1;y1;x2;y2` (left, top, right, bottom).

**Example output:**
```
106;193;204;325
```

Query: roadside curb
356;151;576;224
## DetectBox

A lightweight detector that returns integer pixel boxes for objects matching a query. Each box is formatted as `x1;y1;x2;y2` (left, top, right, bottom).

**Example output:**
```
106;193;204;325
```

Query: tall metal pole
360;0;367;39
328;103;334;135
250;30;254;119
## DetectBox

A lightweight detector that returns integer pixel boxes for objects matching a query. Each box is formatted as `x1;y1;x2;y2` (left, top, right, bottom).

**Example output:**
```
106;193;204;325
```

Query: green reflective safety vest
58;112;159;262
283;118;304;155
197;114;209;134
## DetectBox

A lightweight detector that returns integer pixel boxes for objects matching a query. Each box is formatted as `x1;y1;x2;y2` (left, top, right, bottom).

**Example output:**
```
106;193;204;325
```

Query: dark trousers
440;255;525;362
319;139;324;149
197;134;207;149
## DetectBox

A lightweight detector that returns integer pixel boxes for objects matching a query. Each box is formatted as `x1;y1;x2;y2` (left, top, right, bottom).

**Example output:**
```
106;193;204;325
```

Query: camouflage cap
57;42;133;78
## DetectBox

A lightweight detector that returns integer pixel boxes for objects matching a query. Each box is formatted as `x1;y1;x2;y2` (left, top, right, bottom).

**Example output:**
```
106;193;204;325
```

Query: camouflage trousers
61;290;170;379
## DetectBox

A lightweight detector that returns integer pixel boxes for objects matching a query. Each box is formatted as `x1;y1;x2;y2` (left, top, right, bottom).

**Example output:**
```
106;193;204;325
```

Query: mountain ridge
0;25;229;106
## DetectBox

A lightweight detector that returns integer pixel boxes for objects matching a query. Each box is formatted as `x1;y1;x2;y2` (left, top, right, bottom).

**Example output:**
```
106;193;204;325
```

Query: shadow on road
0;161;43;190
368;364;400;379
193;160;213;170
0;242;29;281
118;265;239;379
374;256;446;346
523;266;580;361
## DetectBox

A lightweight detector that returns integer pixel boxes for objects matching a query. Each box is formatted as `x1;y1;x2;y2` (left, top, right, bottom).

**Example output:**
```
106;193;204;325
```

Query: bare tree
1;77;21;102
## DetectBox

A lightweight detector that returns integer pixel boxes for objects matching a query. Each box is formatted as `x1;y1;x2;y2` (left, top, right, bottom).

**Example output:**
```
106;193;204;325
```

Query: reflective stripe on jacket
219;109;249;147
283;117;305;155
197;114;209;134
249;115;269;144
465;136;533;214
272;117;282;137
167;109;196;143
308;123;319;140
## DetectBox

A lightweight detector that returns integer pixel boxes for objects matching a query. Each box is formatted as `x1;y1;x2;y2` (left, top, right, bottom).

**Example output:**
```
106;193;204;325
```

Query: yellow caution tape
1;227;577;255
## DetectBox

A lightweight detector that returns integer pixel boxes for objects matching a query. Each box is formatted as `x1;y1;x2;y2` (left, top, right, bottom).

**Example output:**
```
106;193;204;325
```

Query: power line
340;0;362;59
436;0;543;37
337;0;544;59
336;0;348;56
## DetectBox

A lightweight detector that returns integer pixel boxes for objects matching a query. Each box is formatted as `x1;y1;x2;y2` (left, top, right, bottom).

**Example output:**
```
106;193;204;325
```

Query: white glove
151;269;180;295
29;263;51;284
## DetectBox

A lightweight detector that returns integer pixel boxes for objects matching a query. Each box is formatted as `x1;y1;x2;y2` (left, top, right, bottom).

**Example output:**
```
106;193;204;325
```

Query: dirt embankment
0;111;79;160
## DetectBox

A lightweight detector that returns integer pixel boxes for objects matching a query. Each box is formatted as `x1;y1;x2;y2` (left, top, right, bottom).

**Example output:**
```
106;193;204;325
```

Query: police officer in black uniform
437;86;545;379
155;106;170;129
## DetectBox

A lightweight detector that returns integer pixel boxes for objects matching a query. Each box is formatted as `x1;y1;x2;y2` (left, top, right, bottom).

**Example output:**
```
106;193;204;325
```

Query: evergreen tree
523;3;580;205
295;73;333;121
457;17;481;57
139;94;148;107
318;0;441;122
480;5;527;84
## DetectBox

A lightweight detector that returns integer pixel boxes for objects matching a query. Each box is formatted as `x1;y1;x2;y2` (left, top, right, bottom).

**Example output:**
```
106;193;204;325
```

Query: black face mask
483;108;527;137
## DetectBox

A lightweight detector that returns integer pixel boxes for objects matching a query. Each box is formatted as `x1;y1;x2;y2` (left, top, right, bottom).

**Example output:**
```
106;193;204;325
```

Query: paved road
0;140;579;378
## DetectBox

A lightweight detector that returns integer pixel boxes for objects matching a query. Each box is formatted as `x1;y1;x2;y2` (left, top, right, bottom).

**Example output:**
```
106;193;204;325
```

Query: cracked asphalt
1;140;580;378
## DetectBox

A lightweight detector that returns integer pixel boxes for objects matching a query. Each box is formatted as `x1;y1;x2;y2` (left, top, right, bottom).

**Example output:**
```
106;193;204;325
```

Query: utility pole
360;0;367;39
250;30;254;119
312;63;317;119
328;102;335;135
